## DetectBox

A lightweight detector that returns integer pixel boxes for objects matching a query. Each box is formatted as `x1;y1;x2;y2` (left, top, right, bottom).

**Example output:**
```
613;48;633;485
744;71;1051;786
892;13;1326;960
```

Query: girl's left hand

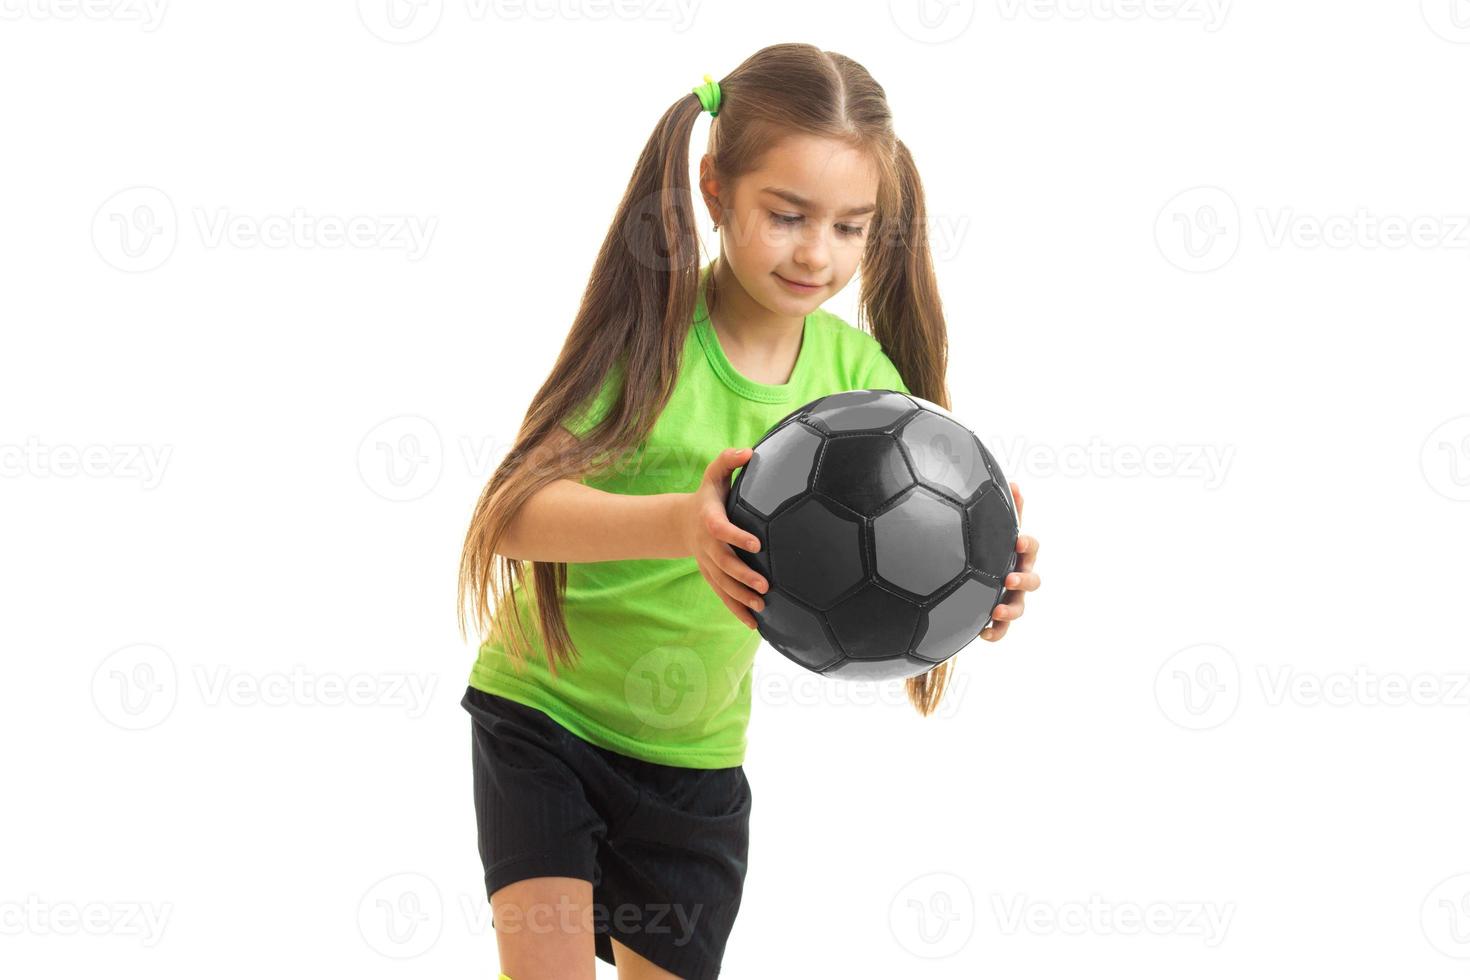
982;482;1040;642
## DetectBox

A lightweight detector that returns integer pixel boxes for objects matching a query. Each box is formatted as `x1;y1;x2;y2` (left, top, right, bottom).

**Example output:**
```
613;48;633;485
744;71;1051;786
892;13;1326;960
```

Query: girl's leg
610;936;683;980
491;876;597;980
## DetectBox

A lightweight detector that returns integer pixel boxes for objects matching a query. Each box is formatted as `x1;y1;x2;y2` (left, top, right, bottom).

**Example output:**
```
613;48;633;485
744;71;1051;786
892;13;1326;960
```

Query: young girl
457;42;1041;980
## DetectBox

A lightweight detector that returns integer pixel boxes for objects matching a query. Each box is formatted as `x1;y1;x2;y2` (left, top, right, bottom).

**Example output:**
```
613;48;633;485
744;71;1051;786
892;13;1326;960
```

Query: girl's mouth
775;273;824;294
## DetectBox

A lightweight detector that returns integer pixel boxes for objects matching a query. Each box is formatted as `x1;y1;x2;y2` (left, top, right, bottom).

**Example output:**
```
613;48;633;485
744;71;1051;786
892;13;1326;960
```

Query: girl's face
701;134;880;318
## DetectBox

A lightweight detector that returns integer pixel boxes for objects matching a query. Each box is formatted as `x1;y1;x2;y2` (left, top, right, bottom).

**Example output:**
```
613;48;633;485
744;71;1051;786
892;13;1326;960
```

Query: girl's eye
770;212;867;238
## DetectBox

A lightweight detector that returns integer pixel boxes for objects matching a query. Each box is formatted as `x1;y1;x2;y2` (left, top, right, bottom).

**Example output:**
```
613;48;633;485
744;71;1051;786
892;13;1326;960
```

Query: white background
3;1;1469;977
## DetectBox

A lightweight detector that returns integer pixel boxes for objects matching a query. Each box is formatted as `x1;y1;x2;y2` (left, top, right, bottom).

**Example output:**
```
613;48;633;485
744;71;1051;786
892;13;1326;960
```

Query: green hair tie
693;73;721;117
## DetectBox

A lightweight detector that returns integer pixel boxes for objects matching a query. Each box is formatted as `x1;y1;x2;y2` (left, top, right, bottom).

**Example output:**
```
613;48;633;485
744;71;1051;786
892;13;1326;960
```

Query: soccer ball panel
966;485;1019;579
826;583;922;659
914;577;1001;663
738;421;823;519
806;389;916;433
754;590;843;672
873;487;967;596
899;410;993;503
813;433;914;515
822;654;935;681
768;497;865;609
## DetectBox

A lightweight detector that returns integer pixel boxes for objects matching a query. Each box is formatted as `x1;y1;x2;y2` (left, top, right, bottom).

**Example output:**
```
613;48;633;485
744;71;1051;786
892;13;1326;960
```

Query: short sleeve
562;360;625;438
861;346;910;396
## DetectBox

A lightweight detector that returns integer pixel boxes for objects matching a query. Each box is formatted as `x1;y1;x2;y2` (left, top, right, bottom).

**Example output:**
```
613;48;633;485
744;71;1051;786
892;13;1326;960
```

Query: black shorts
462;686;752;980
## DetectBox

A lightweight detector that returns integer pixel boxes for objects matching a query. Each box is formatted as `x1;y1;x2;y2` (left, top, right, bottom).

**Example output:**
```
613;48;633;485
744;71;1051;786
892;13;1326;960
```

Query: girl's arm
498;436;769;627
497;478;689;562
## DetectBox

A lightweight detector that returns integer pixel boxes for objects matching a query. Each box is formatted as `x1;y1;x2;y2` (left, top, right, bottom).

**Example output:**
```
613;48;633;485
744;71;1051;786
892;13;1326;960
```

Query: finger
981;620;1009;642
711;560;765;612
1014;534;1039;572
701;563;758;629
709;447;754;480
991;599;1024;622
1010;481;1024;524
1003;571;1041;592
716;547;768;595
706;508;762;554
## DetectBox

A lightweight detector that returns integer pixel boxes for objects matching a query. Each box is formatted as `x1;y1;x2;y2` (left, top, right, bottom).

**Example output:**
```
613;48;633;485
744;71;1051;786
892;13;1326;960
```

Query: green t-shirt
468;262;911;768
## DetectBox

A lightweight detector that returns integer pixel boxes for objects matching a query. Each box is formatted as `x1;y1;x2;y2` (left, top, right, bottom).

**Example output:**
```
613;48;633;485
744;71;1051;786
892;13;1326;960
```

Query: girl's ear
697;154;725;225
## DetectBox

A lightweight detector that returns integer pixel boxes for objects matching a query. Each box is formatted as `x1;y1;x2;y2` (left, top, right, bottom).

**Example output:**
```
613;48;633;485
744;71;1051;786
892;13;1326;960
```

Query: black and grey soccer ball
726;389;1019;682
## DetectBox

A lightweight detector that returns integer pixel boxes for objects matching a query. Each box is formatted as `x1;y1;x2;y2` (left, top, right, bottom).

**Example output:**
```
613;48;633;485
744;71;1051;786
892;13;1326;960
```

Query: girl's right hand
680;447;769;629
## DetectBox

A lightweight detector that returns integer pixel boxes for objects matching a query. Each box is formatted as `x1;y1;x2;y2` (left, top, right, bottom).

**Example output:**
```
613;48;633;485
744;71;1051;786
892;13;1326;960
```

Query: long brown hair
457;42;957;716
